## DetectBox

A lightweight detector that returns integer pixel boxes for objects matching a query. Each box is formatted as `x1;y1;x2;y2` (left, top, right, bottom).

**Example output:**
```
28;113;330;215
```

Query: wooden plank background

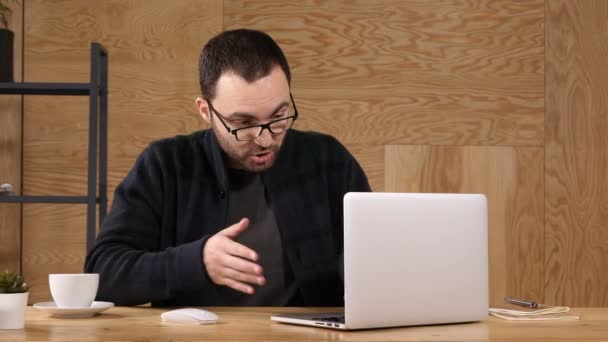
0;0;23;273
20;0;222;303
0;0;605;306
545;0;608;307
385;145;544;305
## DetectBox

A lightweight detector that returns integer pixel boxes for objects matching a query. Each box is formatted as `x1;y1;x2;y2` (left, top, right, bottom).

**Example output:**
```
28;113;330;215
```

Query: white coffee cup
49;273;99;308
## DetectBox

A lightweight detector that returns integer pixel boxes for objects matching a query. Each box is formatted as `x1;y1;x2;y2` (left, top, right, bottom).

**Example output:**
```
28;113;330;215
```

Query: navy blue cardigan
84;129;370;306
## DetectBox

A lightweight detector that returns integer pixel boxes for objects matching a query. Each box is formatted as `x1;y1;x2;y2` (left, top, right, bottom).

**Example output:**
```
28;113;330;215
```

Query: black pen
504;297;539;309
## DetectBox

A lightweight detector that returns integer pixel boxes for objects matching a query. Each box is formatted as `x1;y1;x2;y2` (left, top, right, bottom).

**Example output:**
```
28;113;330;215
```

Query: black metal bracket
0;42;108;253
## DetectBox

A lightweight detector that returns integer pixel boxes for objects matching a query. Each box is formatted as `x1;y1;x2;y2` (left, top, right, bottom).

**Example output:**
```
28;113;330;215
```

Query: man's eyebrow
227;101;290;120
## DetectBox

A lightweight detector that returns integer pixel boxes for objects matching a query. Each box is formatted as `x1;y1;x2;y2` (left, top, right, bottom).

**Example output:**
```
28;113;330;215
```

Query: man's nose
254;127;272;148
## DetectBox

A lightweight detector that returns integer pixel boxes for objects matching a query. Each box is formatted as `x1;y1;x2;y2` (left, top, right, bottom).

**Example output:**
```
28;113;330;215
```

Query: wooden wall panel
348;144;384;192
385;145;544;305
0;0;23;273
545;0;608;306
16;0;608;306
22;0;222;304
224;0;544;147
21;205;87;300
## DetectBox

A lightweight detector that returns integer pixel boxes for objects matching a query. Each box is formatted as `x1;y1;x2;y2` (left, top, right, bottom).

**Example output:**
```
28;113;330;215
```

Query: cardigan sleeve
329;138;372;284
84;145;213;306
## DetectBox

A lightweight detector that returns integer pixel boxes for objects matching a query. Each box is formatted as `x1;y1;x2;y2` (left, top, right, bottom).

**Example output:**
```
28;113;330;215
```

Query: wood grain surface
224;0;544;146
1;306;607;341
385;145;544;305
0;0;23;273
22;205;87;303
545;0;608;307
347;144;385;192
9;0;608;307
21;0;222;303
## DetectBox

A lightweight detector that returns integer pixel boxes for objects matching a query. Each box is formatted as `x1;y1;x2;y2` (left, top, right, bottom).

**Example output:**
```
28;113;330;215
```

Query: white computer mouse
160;308;218;325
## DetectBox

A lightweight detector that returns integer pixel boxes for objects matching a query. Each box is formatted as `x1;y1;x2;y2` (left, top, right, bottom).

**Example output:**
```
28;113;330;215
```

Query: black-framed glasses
206;93;299;141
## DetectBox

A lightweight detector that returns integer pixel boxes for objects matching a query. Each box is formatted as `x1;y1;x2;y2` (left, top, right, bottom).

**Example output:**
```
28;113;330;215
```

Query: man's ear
195;96;211;124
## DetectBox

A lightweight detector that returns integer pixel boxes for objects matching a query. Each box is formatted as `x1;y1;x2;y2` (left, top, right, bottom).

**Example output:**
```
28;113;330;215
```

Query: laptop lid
344;192;488;329
271;192;488;330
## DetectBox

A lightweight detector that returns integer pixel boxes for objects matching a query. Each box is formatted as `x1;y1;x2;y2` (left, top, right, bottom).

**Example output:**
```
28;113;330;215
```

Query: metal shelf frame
0;42;108;252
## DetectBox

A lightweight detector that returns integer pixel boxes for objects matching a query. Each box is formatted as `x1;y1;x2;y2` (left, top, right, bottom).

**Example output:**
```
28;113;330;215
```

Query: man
85;29;370;307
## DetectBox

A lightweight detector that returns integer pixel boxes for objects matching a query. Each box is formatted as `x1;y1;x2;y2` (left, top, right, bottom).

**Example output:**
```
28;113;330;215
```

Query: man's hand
203;218;266;294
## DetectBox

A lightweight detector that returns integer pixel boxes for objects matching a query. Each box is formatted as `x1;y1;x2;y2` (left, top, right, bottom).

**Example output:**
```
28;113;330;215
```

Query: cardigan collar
201;128;295;194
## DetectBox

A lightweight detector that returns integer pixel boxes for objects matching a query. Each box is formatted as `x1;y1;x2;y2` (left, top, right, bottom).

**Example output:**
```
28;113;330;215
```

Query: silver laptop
271;192;489;330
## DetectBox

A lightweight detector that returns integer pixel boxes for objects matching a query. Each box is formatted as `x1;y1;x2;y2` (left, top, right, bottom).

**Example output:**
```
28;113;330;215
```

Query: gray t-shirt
219;169;297;306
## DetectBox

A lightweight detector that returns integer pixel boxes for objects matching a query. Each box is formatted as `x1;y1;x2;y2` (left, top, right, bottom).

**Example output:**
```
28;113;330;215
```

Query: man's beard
215;131;282;172
233;145;280;172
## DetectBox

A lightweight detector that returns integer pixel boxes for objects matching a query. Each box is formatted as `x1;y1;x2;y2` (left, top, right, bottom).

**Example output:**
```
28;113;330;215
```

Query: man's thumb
221;218;249;239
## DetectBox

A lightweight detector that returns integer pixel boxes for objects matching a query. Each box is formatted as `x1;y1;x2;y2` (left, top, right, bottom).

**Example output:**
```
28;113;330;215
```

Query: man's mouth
250;151;274;164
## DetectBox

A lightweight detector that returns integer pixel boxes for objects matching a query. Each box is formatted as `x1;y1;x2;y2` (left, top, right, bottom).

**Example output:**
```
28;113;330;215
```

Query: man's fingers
222;254;263;276
223;238;258;261
202;218;265;293
220;218;249;239
223;278;254;295
222;267;266;286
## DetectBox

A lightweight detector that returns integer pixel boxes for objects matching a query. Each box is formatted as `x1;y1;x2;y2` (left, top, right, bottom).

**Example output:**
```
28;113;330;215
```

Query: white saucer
33;301;114;318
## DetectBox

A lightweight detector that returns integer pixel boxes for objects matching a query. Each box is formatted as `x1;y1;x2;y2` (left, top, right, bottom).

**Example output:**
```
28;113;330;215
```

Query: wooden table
1;306;607;341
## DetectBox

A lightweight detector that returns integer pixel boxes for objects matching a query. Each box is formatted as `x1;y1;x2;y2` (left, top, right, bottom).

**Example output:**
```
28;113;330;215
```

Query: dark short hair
198;29;291;101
